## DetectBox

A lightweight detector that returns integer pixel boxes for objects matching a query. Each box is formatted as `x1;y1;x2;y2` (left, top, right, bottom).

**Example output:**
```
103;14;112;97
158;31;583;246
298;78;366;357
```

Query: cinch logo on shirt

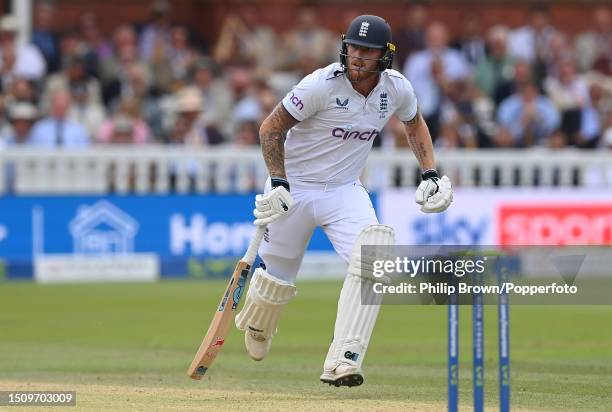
332;127;380;141
289;92;304;111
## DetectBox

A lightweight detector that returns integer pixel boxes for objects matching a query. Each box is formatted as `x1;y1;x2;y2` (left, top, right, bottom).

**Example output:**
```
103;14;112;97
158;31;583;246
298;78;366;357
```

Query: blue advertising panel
0;193;377;279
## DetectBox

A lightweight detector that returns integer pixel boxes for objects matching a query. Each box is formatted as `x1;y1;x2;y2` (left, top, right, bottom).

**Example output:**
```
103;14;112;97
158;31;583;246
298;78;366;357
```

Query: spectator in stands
167;25;198;83
29;89;89;148
105;115;138;144
508;3;557;85
544;32;574;79
168;87;223;146
544;58;600;147
0;15;46;87
574;6;611;74
437;80;478;148
67;82;106;139
32;1;60;74
496;81;560;147
0;96;9;144
393;0;429;69
189;57;233;139
213;6;278;74
493;59;536;105
438;80;496;148
280;4;336;76
57;29;98;79
544;58;589;108
234;121;259;146
583;76;612;130
451;14;486;67
471;86;498;147
255;81;278;125
474;25;516;105
41;51;102;113
228;66;263;136
403;21;470;140
99;25;143;106
148;24;199;94
121;63;164;141
79;12;113;64
98;98;150;144
599;109;612;148
8;77;38;105
0;102;38;146
139;0;172;62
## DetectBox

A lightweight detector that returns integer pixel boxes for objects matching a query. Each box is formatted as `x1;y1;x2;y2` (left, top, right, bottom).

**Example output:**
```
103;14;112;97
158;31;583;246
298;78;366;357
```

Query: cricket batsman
235;14;453;387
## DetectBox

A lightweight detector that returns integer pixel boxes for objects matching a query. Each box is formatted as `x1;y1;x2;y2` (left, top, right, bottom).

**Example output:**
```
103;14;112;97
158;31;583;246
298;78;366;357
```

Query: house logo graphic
69;200;138;254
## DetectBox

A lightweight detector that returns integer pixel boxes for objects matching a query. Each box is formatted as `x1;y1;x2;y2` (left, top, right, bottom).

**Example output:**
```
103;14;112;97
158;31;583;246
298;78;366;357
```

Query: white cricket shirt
281;62;418;185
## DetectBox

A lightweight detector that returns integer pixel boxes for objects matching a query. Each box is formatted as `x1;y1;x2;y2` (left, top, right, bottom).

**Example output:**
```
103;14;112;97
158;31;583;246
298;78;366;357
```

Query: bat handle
242;225;266;265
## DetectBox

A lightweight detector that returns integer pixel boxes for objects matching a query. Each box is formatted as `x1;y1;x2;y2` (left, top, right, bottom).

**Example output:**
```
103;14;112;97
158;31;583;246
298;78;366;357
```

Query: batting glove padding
415;175;453;213
253;186;294;226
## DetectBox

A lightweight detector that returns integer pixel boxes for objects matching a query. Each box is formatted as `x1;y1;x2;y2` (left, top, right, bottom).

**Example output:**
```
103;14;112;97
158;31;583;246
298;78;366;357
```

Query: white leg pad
323;225;395;375
235;267;297;339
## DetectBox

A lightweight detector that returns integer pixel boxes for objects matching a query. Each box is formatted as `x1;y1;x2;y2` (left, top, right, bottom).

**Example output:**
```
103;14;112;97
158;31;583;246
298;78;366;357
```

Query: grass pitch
1;280;611;411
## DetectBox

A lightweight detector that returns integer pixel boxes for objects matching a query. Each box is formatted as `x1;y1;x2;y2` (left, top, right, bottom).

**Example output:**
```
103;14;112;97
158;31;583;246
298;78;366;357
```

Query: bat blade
187;260;251;380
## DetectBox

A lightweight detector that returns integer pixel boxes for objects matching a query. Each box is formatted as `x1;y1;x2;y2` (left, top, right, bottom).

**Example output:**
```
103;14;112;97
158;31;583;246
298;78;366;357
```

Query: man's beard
347;66;379;83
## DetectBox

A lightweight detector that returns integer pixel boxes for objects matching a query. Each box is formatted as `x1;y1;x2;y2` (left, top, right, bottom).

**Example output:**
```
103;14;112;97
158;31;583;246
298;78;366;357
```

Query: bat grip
242;225;266;265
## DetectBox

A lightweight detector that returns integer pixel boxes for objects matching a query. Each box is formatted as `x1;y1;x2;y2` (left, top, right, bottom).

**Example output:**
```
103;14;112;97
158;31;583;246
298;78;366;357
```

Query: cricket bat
187;225;266;380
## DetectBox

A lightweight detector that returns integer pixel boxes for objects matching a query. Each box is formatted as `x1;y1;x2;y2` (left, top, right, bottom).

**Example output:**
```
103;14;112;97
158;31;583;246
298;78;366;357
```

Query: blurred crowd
0;0;610;151
394;2;611;150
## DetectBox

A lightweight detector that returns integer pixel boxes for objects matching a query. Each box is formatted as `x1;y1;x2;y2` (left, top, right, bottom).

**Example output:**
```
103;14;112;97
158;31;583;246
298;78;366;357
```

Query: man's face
346;44;383;82
426;23;448;50
12;119;34;141
520;84;538;102
0;31;15;47
488;33;507;58
531;11;548;30
171;26;187;49
51;93;71;119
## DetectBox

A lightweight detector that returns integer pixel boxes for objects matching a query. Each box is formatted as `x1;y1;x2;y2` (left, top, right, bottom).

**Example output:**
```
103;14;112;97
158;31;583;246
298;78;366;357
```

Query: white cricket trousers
258;179;378;283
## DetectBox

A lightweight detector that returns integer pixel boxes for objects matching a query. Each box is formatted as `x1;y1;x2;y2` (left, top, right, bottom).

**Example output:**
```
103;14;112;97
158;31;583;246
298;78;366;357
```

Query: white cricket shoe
320;363;364;387
245;329;272;361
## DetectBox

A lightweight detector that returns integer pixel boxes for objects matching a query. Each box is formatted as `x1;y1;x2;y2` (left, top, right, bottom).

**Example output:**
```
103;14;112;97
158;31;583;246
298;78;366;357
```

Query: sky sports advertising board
380;188;612;246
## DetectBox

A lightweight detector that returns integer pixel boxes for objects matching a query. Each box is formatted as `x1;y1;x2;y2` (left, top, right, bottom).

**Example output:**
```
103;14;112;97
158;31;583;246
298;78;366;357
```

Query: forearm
404;112;436;171
259;103;299;179
260;123;287;179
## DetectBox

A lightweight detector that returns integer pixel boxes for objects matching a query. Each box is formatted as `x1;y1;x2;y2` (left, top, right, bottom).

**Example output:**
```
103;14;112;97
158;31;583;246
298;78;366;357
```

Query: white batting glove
415;170;453;213
253;183;294;226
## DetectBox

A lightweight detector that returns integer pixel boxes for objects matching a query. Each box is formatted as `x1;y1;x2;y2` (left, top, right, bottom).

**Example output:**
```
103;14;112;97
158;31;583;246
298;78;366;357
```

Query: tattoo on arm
260;103;300;179
405;129;428;166
403;110;435;170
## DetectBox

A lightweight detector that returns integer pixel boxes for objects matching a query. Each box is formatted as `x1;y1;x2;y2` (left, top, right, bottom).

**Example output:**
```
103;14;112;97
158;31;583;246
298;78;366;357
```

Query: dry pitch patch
0;380;449;411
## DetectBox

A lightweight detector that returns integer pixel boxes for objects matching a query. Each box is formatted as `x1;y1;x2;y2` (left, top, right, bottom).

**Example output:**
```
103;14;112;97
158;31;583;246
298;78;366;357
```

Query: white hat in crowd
0;15;19;33
9;102;38;120
175;87;204;113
